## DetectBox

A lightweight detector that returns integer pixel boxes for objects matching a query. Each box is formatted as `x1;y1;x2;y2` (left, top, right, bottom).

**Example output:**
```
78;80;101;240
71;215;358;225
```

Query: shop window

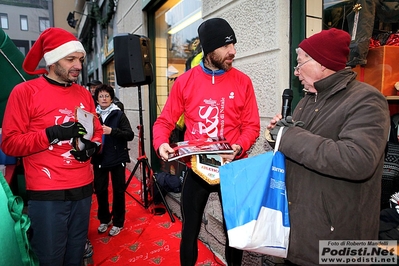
154;0;203;115
39;17;50;32
323;0;399;67
0;13;8;29
12;39;29;56
20;15;28;31
106;60;115;88
323;0;352;31
322;0;399;94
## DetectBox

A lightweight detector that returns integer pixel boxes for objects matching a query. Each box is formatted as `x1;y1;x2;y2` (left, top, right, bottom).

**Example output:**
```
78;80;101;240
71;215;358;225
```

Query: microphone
281;89;293;119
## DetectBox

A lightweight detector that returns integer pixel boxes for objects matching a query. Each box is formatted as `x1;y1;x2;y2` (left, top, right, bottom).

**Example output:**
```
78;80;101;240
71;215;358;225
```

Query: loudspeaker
114;34;153;87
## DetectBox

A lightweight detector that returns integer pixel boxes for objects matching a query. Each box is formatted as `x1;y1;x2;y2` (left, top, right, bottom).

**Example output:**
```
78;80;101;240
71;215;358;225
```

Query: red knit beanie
23;27;86;75
298;28;350;71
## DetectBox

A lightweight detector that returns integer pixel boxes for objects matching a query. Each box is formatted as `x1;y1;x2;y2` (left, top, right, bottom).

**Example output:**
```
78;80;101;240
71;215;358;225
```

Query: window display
154;0;203;114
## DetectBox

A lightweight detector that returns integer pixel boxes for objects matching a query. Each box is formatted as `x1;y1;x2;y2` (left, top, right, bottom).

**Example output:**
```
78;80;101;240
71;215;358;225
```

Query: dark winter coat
91;109;134;168
279;69;390;265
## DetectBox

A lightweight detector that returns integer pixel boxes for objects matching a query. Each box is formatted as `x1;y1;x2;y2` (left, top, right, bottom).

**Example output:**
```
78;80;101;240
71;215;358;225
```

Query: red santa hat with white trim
23;27;86;75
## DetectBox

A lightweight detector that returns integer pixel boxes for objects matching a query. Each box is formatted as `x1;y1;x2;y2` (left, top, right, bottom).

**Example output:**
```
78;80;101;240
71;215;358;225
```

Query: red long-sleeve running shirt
153;64;260;158
2;76;103;191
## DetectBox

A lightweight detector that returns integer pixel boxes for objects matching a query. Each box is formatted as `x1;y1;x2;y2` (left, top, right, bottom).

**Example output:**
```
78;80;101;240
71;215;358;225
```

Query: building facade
74;0;298;172
72;1;297;263
0;0;50;57
3;0;370;263
0;0;83;77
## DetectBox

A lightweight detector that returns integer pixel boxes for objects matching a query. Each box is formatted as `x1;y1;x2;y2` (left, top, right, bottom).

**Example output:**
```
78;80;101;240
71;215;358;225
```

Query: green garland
82;0;116;53
90;0;115;29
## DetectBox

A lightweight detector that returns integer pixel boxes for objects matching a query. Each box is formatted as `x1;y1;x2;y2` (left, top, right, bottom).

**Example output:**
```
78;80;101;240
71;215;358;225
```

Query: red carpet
86;172;225;265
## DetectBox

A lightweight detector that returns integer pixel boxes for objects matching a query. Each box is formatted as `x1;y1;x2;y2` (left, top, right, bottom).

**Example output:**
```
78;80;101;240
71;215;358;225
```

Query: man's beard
54;62;77;83
208;52;233;71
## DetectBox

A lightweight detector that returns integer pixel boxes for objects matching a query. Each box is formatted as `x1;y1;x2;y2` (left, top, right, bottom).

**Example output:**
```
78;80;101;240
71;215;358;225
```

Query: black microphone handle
281;89;293;119
281;101;291;119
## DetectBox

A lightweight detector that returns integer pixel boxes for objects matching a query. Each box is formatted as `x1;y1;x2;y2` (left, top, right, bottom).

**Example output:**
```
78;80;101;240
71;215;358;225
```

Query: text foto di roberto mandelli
319;240;397;265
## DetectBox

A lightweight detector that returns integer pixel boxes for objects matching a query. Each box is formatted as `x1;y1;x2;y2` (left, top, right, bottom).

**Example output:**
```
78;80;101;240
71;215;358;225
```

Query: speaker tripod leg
142;157;175;223
125;157;148;208
152;174;175;223
125;156;176;222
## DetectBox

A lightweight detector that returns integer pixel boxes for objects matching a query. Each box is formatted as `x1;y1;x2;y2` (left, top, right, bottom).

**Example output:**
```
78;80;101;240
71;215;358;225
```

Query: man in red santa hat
2;27;103;265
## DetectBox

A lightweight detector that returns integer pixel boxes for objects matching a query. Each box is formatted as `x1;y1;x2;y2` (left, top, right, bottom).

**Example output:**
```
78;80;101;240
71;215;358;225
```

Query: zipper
321;192;334;232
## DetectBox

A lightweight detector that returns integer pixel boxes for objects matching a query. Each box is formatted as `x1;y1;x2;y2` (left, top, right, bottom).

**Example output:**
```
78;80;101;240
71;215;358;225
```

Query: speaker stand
124;85;175;223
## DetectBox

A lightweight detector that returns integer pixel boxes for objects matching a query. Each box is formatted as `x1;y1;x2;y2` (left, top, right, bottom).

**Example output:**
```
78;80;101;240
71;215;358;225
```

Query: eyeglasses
293;58;313;72
99;94;110;99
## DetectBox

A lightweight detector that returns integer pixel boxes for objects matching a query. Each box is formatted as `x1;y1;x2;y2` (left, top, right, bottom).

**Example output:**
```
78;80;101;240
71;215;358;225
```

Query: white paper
75;107;94;150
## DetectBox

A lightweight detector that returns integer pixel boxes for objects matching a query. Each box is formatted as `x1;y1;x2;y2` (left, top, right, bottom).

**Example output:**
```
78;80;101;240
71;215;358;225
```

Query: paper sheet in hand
75;107;94;150
168;137;233;161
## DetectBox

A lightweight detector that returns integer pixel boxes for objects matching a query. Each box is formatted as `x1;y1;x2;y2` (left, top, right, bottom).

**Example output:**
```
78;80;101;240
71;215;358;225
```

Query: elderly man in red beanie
153;18;260;266
2;27;103;265
267;28;390;265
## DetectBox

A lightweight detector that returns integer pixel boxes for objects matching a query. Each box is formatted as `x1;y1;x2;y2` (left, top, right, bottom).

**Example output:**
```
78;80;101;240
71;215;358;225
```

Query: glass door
154;0;203;115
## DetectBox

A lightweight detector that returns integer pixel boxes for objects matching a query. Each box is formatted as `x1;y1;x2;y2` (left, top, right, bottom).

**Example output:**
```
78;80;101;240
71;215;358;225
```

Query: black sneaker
83;239;93;258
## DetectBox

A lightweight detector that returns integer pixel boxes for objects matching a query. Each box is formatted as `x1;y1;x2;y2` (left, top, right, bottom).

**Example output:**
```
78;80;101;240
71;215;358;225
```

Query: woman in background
92;84;134;236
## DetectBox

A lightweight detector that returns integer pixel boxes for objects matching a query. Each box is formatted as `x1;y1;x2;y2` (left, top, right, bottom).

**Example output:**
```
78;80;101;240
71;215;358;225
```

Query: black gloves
46;122;87;145
70;138;101;162
46;122;99;162
70;148;96;162
270;116;304;141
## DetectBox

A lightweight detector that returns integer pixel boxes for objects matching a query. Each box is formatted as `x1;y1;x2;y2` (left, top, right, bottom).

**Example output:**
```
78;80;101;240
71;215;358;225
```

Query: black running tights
179;169;243;266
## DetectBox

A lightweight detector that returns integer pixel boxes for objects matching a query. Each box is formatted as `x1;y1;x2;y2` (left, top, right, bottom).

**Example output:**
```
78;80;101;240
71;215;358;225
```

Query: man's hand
265;114;282;143
266;114;283;131
70;138;101;162
219;144;242;163
46;122;87;144
269;116;304;141
159;143;175;161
